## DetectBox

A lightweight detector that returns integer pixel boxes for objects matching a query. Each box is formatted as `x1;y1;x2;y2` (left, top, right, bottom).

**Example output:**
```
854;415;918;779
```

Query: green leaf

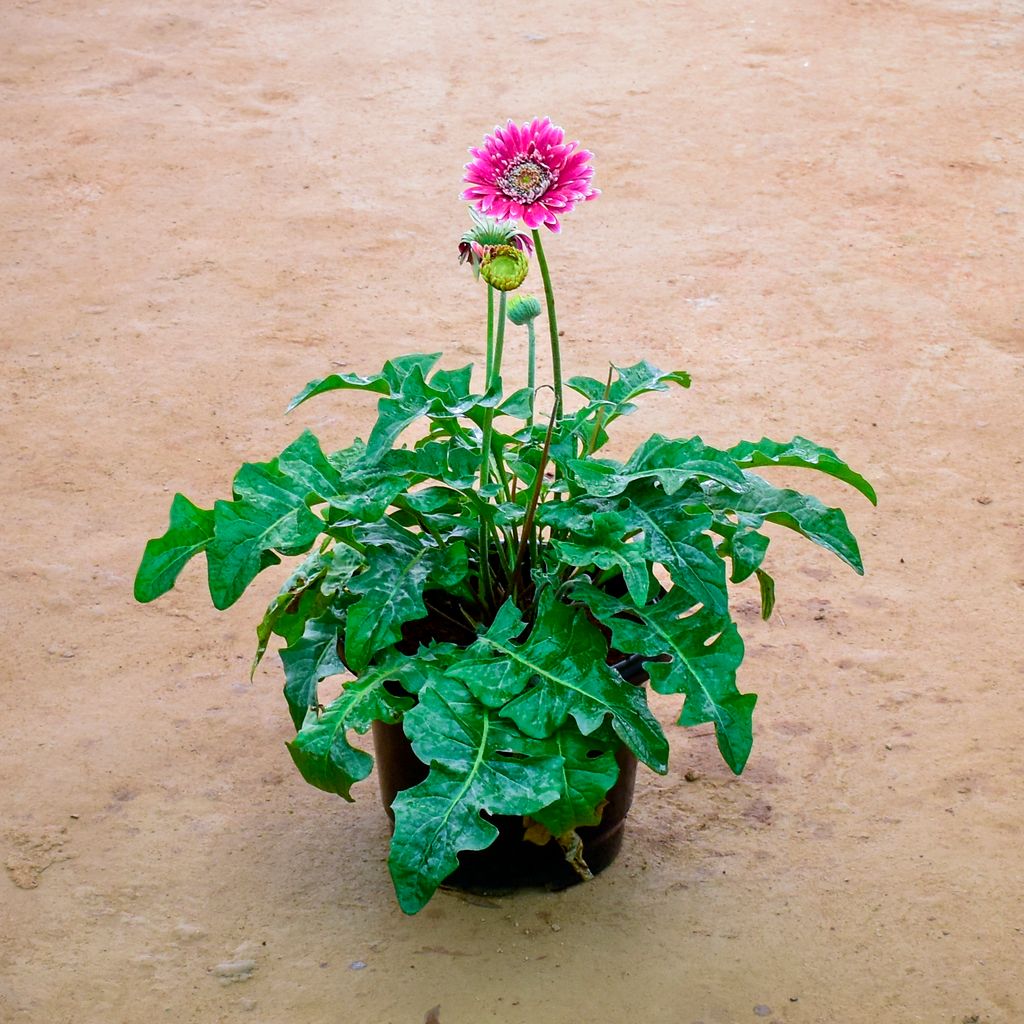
252;550;331;677
337;360;506;461
567;360;690;411
497;387;535;420
701;475;866;574
755;568;776;620
209;499;318;610
611;361;691;398
529;721;621;838
343;520;468;672
452;592;669;773
279;612;347;730
365;365;436;460
535;493;606;534
366;365;503;459
287;353;442;412
327;473;411;524
388;675;563;914
551;510;650;606
326;437;369;473
286;652;414;800
443;599;528;707
425;363;474;399
625;435;748;491
320;545;366;597
565;436;746;500
390;641;462;695
277;429;344;498
728;436;877;505
713;519;770;583
573;583;754;775
135;494;214;602
207;434;340;608
619;494;729;616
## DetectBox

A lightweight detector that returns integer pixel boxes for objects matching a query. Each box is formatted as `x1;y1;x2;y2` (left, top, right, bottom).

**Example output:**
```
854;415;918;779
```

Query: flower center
498;158;552;204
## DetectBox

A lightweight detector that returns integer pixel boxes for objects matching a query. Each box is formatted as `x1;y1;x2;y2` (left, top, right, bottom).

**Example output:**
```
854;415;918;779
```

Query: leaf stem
509;402;558;601
401;503;446;550
586;365;614;455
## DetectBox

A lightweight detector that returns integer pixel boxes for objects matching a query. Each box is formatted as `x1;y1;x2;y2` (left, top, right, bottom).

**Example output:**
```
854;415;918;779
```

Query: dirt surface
2;1;1023;1022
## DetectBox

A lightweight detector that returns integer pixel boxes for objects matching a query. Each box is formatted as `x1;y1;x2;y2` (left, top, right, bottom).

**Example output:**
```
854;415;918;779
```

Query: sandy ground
2;1;1023;1021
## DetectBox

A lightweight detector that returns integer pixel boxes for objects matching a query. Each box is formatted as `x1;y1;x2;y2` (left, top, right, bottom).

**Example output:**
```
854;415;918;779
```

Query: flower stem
485;285;495;382
479;290;508;607
531;229;562;417
480;291;507;488
526;319;536;427
491;291;507;389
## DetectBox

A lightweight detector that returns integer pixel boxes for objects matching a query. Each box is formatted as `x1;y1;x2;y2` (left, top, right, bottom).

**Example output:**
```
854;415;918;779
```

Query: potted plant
135;116;875;915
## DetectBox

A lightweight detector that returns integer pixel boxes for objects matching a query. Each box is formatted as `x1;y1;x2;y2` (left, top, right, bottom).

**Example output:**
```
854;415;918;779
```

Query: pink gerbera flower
461;117;599;233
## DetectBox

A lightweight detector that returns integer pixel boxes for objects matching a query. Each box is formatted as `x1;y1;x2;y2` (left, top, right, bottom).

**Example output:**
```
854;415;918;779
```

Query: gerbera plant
136;117;875;915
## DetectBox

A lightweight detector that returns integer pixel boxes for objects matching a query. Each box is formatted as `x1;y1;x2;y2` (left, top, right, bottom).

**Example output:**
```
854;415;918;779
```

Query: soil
2;1;1022;1022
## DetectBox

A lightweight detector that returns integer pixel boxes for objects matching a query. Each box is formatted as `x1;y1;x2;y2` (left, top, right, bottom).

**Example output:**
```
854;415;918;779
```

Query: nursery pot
371;654;648;892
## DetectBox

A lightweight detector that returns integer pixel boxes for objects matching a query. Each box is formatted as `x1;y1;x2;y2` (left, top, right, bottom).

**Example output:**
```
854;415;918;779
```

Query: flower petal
463;118;598;228
522;203;547;229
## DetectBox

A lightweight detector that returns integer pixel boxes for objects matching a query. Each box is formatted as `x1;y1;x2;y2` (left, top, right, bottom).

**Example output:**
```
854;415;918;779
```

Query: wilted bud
507;294;542;326
479;245;528;292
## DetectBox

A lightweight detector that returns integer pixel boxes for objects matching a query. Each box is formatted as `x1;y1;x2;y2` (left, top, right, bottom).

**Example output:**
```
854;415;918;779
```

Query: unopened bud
480;245;528;292
507;294;542;325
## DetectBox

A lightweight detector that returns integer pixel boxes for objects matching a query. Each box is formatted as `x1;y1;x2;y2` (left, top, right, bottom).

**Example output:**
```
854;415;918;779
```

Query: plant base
372;720;639;892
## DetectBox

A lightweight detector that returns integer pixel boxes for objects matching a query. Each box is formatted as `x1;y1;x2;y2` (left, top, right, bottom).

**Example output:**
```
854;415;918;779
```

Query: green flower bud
507;294;542;326
479;245;529;292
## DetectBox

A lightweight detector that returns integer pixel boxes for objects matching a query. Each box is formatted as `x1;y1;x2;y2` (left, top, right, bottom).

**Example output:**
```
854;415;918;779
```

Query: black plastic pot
372;653;648;892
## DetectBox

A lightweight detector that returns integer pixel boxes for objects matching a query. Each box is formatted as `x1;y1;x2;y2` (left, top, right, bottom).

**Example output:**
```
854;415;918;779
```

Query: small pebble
550;923;561;932
754;1006;772;1018
684;769;702;782
350;960;367;970
212;959;256;983
975;496;992;505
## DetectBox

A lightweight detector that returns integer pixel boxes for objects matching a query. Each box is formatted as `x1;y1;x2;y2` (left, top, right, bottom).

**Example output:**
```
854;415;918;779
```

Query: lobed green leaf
343;520;468;672
573;583;754;774
699;475;866;574
135;493;214;603
728;436;877;505
286;651;415;800
618;492;730;616
528;721;621;838
550;510;650;606
566;360;690;412
252;550;332;677
279;611;347;730
287;353;442;412
450;592;669;773
388;675;563;914
206;432;338;609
